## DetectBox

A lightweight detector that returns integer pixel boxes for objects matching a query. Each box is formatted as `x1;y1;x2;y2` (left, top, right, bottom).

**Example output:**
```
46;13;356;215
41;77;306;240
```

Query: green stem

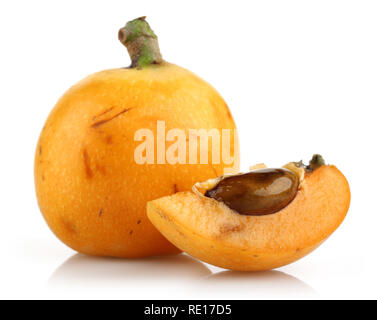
118;17;163;68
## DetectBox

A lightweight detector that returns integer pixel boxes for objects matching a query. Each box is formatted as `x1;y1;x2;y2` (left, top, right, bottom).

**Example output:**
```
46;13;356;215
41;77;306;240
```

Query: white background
0;0;376;300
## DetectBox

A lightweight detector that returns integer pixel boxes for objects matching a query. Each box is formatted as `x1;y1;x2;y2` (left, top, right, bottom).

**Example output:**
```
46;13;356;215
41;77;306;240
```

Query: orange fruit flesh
147;165;351;271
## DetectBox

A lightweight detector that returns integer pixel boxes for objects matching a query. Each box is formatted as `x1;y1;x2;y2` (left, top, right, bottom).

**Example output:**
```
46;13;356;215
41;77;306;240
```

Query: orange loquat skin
147;165;351;270
35;63;239;258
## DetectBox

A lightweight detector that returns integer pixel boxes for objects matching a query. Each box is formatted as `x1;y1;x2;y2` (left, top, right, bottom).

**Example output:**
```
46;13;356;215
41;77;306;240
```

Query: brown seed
205;168;299;216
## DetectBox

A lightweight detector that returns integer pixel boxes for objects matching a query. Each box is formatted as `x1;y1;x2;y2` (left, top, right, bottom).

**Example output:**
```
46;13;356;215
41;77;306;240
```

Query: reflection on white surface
202;270;317;299
48;252;317;299
50;253;211;287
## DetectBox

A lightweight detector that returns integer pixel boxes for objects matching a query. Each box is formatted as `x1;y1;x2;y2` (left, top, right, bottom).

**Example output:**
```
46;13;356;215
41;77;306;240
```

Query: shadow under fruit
34;17;239;258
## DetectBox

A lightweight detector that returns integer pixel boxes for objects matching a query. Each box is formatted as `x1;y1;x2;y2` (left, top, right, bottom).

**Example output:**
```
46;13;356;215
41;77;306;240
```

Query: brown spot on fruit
99;209;103;217
137;220;141;224
105;135;113;144
173;184;178;193
83;149;93;179
91;108;130;128
61;218;77;235
93;107;115;120
219;224;243;234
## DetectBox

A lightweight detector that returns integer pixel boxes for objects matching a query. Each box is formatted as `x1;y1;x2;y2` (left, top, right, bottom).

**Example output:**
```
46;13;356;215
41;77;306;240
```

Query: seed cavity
205;168;299;216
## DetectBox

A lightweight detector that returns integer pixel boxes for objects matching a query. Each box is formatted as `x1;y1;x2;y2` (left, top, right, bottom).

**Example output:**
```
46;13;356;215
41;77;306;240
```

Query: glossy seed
205;168;299;216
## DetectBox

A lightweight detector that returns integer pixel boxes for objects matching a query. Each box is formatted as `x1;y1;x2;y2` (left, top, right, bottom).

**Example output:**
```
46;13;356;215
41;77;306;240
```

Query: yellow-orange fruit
147;165;350;270
35;64;238;256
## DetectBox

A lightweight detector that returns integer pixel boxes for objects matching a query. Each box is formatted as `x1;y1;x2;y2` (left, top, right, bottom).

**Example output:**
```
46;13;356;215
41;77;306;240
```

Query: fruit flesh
147;165;350;270
35;63;239;258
